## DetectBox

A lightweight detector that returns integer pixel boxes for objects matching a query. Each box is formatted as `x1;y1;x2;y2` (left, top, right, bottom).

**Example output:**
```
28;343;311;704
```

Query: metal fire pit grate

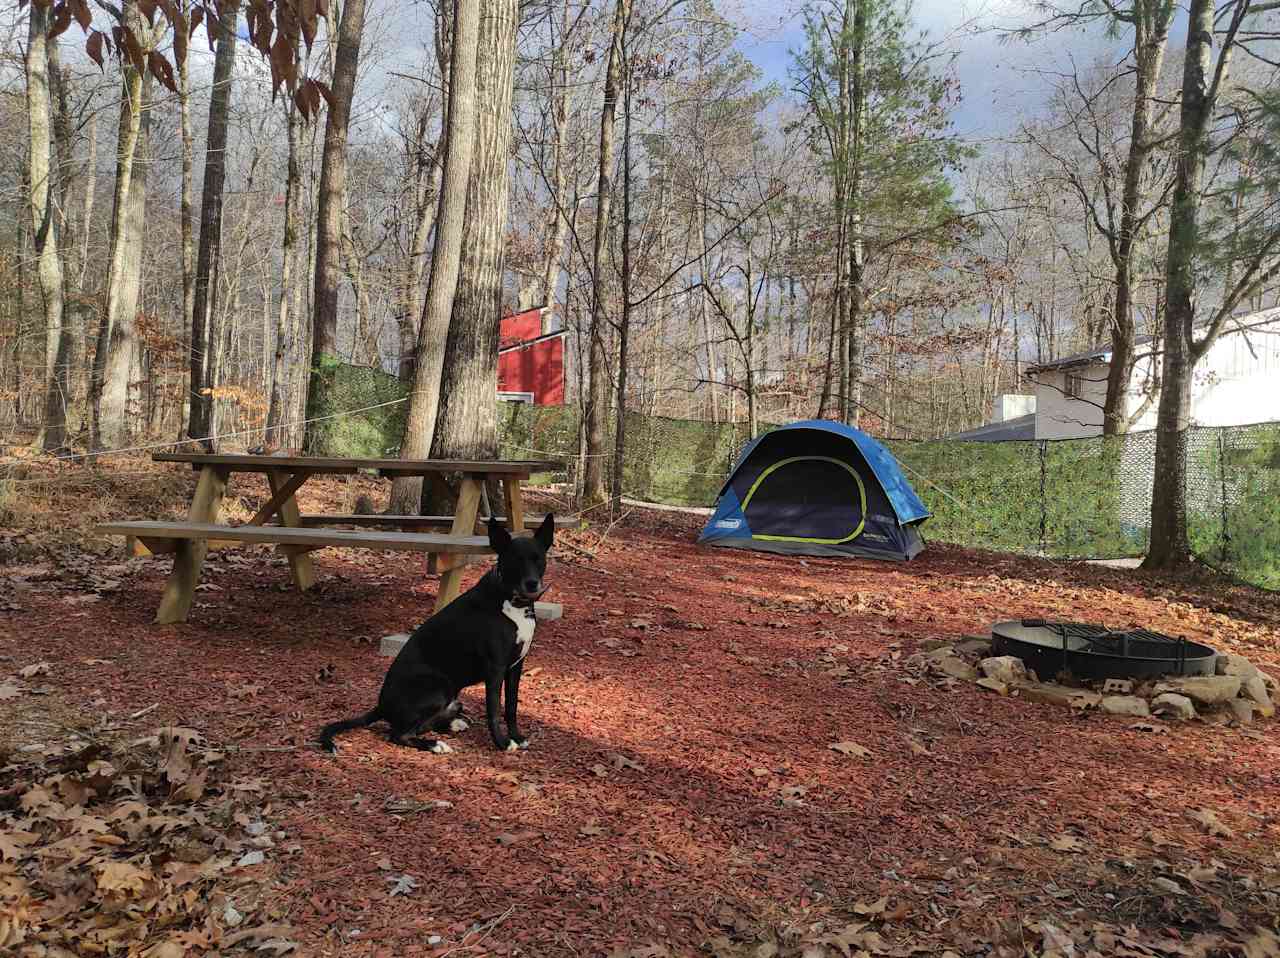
990;619;1218;682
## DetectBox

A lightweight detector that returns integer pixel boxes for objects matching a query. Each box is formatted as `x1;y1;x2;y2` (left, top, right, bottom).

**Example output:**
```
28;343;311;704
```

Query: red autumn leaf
148;50;178;93
85;29;105;69
70;0;91;30
119;24;146;75
48;2;73;39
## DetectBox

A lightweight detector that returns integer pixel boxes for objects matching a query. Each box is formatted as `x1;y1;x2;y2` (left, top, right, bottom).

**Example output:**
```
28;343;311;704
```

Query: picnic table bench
96;453;569;625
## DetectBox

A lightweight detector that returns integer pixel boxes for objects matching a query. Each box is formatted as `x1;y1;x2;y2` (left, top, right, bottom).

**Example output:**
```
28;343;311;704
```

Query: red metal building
497;306;566;406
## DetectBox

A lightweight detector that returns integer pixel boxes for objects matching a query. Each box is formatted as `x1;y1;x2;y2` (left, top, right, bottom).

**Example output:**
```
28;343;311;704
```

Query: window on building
1064;373;1084;399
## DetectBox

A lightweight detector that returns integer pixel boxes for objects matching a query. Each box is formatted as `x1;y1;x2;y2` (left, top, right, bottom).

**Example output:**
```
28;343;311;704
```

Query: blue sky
730;0;1133;143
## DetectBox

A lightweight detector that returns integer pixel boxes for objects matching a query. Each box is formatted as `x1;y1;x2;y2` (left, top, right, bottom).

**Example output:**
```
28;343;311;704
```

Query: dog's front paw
449;717;470;733
504;739;521;752
511;737;530;751
430;740;454;754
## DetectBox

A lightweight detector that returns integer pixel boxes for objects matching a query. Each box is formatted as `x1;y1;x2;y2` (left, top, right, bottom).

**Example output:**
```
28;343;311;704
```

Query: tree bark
387;0;482;513
844;0;867;428
26;4;70;452
538;5;575;318
429;0;520;465
583;0;632;507
266;91;307;450
1144;0;1213;569
306;0;369;451
91;0;154;452
187;0;241;449
610;47;634;507
177;0;197;435
1103;0;1173;436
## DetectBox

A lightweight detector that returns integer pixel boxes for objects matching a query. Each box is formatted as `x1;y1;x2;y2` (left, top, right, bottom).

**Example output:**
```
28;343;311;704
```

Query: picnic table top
152;452;564;476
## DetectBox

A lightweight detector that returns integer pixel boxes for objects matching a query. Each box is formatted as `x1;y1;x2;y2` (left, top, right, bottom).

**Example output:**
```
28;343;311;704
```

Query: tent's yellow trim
739;456;867;544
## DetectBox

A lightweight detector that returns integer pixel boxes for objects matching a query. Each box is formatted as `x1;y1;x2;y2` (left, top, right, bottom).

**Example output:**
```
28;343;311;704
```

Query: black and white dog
318;514;553;754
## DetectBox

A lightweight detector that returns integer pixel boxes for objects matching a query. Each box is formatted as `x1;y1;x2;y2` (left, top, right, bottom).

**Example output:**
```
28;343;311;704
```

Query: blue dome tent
697;420;931;561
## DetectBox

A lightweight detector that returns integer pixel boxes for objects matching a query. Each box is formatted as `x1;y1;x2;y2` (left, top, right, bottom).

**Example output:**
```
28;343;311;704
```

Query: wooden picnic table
96;453;566;625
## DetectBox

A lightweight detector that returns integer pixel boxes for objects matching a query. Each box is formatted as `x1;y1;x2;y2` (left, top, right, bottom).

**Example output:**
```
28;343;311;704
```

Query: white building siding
1030;311;1280;439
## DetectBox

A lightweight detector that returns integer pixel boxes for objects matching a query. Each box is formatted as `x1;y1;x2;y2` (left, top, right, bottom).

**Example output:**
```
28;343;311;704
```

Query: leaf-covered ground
2;467;1280;956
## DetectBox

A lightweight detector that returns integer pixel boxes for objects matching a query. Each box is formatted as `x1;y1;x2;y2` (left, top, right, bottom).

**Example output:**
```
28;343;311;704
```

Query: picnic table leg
155;465;227;624
268;468;316;591
435;475;484;611
502;477;526;533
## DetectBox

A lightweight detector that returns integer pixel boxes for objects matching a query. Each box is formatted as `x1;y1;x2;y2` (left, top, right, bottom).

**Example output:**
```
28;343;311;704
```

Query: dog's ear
534;512;555;552
488;516;513;553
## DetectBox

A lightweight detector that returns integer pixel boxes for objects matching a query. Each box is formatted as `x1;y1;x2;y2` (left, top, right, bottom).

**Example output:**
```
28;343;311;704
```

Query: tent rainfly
697;420;931;561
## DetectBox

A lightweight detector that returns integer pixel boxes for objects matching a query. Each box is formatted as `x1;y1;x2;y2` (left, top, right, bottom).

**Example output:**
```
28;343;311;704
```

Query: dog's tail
317;709;380;753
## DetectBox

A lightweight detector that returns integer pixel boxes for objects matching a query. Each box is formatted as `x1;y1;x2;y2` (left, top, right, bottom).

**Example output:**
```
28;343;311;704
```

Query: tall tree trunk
400;132;445;382
26;4;70;452
266;91;306;450
610;51;634;507
844;0;867;428
187;0;241;449
429;0;519;464
582;0;631;508
698;200;718;422
1144;0;1213;569
400;10;450;384
1103;0;1173;436
388;0;482;513
90;0;153;452
305;0;369;451
177;0;197;436
539;1;576;318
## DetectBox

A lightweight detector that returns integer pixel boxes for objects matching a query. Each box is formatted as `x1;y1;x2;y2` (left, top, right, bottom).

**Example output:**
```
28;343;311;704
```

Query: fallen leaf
96;861;152;896
1049;834;1087;853
495;831;539;846
610;753;645;772
18;661;50;679
854;896;888;916
828;741;872;758
0;830;37;862
236;850;266;867
385;873;418;897
579;821;605;837
1188;807;1233;838
0;683;21;700
1241;928;1280;958
1129;721;1168;734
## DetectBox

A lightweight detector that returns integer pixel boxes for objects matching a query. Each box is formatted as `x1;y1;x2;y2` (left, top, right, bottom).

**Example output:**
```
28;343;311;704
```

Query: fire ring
990;619;1218;682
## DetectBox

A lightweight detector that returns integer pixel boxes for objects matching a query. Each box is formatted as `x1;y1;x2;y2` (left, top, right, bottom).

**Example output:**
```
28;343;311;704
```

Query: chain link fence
497;406;1280;592
306;371;1280;591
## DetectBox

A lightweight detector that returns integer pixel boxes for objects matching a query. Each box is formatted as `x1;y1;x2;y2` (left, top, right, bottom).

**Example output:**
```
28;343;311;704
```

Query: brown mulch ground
3;462;1280;956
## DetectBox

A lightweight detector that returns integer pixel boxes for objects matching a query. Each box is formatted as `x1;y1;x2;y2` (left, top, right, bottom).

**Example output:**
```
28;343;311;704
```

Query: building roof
946;413;1036;442
1023;307;1280;375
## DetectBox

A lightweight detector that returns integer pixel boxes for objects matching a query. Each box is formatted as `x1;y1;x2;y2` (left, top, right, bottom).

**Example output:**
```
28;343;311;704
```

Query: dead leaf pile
0;725;297;955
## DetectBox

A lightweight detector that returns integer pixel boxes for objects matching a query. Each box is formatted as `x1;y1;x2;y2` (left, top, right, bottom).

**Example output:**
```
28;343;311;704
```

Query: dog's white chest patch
502;600;536;665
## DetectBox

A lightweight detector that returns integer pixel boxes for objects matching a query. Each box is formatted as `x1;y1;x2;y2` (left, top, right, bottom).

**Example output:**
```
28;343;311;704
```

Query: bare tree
306;0;369;453
429;0;520;466
187;0;241;449
388;0;482;514
582;0;633;508
25;2;70;451
91;0;160;451
1146;0;1280;568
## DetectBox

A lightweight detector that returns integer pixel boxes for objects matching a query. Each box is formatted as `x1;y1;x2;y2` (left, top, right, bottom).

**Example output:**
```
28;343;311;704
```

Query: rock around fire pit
991;619;1218;682
910;633;1277;725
